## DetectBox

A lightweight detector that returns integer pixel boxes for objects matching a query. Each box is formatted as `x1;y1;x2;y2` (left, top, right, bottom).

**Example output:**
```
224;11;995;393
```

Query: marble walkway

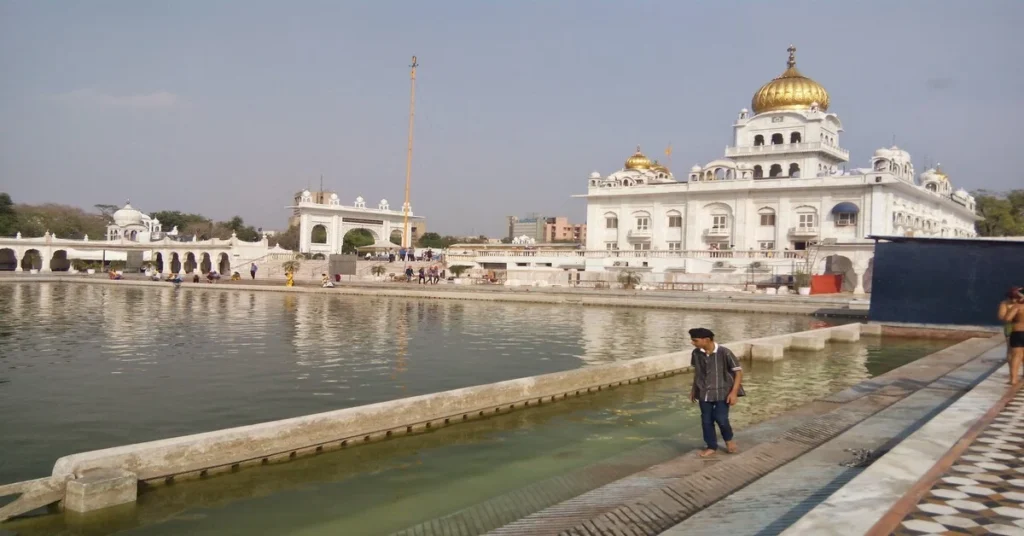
891;388;1024;536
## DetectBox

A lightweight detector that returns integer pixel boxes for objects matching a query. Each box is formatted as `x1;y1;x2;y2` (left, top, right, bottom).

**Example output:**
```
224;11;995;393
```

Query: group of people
402;265;445;284
1001;287;1024;384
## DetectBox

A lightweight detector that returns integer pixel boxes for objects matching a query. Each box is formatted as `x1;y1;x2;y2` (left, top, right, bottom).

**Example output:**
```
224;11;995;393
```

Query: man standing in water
999;287;1024;384
689;327;743;457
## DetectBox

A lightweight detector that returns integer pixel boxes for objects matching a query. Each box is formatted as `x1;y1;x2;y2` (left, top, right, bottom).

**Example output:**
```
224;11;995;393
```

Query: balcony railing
443;249;808;261
703;227;731;238
725;142;850;160
627;229;652;240
788;226;820;237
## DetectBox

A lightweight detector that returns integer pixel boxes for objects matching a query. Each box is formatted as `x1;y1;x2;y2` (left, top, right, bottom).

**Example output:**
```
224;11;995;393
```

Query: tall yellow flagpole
402;56;418;249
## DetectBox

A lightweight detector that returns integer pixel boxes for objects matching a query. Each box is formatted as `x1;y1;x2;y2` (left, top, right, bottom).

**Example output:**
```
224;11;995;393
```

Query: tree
150;210;210;233
974;190;1024;237
448;265;471;278
417;232;460;249
0;193;17;236
342;229;374;253
94;204;121;218
617;271;641;289
218;216;259;241
270;225;300;250
13;203;107;238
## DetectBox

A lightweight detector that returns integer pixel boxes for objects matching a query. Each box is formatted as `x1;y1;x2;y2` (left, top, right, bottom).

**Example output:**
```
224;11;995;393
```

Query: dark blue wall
869;239;1024;326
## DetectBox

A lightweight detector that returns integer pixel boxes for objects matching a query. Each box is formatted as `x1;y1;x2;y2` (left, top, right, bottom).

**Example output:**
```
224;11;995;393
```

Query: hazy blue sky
2;1;1021;236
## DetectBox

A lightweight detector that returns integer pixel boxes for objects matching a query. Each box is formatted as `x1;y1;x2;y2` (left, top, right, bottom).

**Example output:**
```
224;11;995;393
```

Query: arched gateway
293;191;427;254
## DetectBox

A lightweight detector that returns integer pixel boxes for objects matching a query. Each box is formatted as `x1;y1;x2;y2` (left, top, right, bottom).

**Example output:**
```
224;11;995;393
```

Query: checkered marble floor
893;390;1024;535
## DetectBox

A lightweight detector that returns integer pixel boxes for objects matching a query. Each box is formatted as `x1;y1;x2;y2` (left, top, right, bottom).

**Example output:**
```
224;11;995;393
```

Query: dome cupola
112;201;143;227
751;45;830;115
624;146;652;170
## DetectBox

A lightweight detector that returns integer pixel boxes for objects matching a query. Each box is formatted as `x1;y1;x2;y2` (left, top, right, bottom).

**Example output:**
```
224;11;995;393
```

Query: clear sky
1;1;1021;236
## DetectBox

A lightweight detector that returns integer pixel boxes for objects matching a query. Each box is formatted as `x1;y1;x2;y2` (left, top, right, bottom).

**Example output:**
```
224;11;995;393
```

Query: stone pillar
63;468;138;513
39;246;52;272
853;258;870;295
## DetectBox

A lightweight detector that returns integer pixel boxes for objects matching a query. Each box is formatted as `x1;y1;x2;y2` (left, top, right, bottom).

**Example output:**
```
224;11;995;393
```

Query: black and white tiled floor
893;392;1024;535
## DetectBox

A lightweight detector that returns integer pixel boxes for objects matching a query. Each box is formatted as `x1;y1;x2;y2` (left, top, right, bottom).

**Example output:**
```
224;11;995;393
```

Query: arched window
795;206;818;229
754;135;764;146
790;132;801;143
666;210;683;228
769;164;782;177
926;183;937;192
310;224;328;244
758;207;776;227
604;212;618;229
771;133;784;145
753;165;763;179
789;163;800;178
714;168;727;180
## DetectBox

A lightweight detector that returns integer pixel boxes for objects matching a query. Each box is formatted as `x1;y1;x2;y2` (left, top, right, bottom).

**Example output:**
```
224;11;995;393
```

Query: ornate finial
787;45;796;68
126;198;131;205
635;145;642;153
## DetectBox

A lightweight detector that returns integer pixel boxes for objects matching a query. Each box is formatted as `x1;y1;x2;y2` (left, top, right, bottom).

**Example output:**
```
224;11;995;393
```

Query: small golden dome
624;146;652;170
650;161;670;174
751;45;830;115
934;164;949;181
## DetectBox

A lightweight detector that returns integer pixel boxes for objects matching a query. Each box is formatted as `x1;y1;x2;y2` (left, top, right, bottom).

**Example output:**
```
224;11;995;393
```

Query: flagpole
401;56;418;249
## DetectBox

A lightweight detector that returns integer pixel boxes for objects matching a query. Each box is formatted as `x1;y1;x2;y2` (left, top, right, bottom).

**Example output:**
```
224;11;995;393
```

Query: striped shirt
691;343;742;402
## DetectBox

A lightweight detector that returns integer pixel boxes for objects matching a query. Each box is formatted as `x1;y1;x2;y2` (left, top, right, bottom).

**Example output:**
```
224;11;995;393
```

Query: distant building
507;215;585;243
543;216;587;243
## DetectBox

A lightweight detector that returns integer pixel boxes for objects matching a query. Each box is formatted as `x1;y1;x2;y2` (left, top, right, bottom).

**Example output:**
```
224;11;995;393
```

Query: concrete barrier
791;335;827;351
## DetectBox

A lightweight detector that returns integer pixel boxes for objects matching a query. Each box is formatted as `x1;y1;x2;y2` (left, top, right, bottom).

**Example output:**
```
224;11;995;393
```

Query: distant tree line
0;193;271;244
0;192;513;251
974;190;1024;237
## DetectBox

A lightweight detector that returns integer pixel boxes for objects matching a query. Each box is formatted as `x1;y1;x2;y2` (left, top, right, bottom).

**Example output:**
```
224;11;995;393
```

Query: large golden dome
751;45;830;115
624;146;652;170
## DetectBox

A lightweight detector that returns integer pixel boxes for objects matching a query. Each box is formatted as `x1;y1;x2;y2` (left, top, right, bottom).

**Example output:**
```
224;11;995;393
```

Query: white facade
292;190;426;254
574;46;979;279
105;201;171;241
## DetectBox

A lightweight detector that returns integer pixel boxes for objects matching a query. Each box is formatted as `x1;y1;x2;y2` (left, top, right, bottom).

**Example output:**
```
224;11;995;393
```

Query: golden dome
751;45;830;115
934;164;949;181
650;161;670;174
624;146;652;170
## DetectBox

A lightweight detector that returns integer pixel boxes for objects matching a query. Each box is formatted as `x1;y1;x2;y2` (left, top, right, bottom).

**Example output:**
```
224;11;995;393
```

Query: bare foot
726;441;739;454
699;449;717;458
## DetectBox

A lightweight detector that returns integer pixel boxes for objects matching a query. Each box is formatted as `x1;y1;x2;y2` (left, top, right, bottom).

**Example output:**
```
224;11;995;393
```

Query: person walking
688;327;743;458
250;262;258;280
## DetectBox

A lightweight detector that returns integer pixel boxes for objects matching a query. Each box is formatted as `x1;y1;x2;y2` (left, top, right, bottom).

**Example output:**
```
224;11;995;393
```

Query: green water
4;332;951;535
0;282;841;485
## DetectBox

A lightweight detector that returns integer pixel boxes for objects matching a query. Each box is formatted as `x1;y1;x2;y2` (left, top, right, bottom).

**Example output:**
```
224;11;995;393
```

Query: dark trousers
699;400;733;450
250;271;256;279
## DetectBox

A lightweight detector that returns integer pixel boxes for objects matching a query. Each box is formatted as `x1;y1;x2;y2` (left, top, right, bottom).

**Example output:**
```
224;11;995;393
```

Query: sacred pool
0;282;952;535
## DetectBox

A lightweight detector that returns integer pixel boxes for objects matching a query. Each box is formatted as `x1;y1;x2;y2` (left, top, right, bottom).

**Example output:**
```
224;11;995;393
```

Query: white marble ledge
781;350;1009;536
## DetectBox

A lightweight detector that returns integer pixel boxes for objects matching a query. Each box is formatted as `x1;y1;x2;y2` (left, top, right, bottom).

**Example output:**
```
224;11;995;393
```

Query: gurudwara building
578;46;979;272
447;46;980;293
